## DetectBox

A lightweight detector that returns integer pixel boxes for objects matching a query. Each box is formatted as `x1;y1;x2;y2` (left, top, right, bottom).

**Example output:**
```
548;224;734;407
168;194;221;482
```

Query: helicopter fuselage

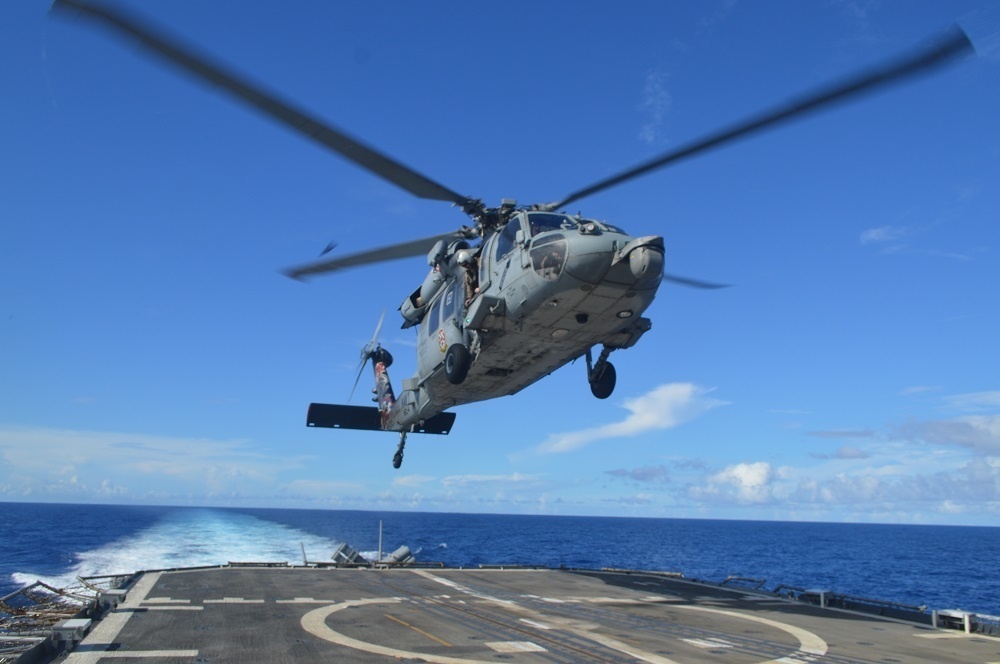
384;211;663;432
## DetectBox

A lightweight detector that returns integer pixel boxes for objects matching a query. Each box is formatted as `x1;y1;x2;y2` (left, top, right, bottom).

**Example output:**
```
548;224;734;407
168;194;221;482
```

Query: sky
2;0;999;525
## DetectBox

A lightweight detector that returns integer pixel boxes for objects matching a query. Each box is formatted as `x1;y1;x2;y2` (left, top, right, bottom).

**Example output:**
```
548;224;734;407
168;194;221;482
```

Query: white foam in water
11;509;342;589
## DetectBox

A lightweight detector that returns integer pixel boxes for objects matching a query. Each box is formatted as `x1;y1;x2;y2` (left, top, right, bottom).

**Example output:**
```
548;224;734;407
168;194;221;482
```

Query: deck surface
61;566;1000;663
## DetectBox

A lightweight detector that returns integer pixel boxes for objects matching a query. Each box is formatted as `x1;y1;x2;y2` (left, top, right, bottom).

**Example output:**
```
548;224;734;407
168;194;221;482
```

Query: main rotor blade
663;273;730;289
284;229;474;280
549;27;974;211
52;0;472;207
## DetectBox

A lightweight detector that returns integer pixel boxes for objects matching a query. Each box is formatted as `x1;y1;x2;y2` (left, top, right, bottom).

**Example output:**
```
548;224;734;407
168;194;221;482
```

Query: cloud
944;391;1000;413
533;383;728;454
859;223;980;262
637;68;672;145
810;445;872;460
691;462;775;504
392;474;436;488
860;225;907;245
0;426;311;501
605;465;670;484
790;457;1000;509
900;415;1000;455
441;473;539;488
806;429;875;439
901;385;941;396
834;446;870;459
285;479;367;496
699;0;738;28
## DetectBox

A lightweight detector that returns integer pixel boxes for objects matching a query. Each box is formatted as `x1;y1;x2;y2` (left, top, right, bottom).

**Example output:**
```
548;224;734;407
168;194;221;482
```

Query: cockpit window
494;217;521;260
527;212;578;236
530;234;568;281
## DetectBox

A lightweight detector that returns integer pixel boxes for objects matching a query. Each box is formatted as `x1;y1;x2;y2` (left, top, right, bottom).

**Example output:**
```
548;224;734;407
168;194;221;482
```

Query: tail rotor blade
347;310;386;402
347;355;369;403
370;310;385;351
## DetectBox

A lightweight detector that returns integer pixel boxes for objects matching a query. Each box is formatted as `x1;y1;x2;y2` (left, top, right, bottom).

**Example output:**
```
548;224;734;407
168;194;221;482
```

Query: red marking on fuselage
374;362;395;430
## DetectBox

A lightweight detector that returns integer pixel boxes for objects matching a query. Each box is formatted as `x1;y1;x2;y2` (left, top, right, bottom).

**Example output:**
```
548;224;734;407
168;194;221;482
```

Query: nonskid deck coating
61;566;1000;663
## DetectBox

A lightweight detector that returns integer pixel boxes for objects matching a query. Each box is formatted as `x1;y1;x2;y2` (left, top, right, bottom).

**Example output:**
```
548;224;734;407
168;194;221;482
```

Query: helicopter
54;0;974;468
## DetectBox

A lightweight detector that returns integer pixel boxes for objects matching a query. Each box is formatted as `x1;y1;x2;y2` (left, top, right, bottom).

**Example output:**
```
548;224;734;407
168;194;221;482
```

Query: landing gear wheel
590;361;616;399
392;433;406;469
444;343;471;385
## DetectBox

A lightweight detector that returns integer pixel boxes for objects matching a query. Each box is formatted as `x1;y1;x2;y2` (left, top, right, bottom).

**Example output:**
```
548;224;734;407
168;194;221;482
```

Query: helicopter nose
563;247;613;284
628;243;664;285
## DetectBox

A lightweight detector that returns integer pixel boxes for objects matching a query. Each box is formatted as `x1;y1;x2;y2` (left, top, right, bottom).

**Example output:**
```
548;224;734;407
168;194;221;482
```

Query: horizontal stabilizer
307;403;456;435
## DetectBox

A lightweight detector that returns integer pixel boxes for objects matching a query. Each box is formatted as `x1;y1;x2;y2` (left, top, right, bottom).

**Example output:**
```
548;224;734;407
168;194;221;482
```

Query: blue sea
2;503;998;616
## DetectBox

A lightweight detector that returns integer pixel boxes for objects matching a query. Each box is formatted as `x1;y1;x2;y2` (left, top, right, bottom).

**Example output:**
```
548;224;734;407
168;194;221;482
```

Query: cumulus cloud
789;457;1000;509
533;383;728;454
691;461;775;504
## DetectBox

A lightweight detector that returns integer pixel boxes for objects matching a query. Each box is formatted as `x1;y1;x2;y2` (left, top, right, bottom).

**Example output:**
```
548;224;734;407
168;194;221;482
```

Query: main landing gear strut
393;432;407;469
586;346;617;400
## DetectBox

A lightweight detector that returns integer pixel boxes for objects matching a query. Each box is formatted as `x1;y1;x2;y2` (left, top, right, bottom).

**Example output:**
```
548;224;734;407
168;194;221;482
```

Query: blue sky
2;1;998;525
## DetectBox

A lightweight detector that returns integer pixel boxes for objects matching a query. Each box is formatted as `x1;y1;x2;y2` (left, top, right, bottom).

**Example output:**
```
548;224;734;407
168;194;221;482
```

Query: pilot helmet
456;250;473;266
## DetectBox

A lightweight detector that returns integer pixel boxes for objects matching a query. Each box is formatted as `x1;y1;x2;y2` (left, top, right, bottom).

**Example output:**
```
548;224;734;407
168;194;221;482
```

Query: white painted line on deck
67;651;199;661
682;637;734;649
487;641;547;653
64;573;202;664
519;618;552;630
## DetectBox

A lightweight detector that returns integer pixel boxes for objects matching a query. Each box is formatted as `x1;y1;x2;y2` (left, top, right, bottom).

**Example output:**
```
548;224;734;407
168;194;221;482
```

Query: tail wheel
445;343;471;384
590;361;616;399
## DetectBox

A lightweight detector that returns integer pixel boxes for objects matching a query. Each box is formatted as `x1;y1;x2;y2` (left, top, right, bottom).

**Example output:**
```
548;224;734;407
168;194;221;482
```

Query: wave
11;508;341;590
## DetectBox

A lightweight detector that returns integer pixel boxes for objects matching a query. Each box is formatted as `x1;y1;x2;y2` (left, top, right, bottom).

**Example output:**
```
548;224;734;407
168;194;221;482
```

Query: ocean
2;502;998;616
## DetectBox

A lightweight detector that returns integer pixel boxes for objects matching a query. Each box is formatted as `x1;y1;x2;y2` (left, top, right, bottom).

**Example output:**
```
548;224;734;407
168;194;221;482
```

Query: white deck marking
487;641;547;652
67;651;199;660
203;597;264;603
683;638;735;649
302;570;830;664
65;573;201;663
519;618;552;630
670;603;828;660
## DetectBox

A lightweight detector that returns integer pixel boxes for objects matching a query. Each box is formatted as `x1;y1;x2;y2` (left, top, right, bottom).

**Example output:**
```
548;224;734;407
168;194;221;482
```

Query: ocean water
2;503;998;616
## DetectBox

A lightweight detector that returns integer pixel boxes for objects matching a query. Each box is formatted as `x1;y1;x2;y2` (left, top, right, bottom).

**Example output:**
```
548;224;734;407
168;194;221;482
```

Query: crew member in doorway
458;250;479;306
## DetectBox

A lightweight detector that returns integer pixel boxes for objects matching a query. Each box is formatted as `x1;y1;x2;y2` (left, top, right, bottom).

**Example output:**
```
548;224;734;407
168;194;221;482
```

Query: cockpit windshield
527;212;577;236
527;212;627;236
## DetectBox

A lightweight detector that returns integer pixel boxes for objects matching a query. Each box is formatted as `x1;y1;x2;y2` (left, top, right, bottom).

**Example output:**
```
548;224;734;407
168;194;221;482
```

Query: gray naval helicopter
55;0;973;467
